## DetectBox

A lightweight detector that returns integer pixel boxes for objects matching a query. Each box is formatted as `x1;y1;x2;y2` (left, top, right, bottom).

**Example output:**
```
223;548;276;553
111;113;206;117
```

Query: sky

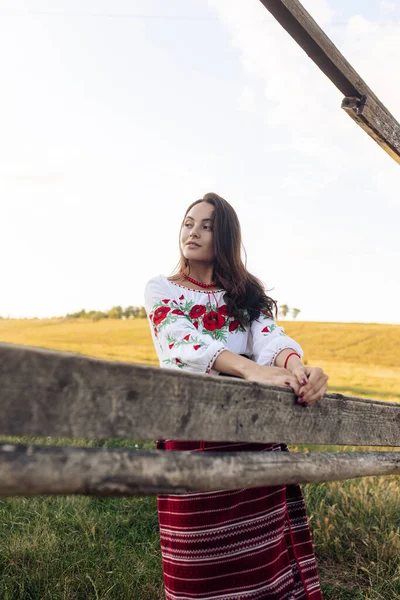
1;0;399;323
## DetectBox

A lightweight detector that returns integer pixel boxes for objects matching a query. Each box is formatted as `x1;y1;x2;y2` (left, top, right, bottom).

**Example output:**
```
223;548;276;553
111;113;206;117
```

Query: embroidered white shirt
144;274;303;376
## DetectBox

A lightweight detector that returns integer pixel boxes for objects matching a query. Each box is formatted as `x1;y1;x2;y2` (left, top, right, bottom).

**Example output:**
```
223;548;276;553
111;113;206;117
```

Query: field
0;318;399;599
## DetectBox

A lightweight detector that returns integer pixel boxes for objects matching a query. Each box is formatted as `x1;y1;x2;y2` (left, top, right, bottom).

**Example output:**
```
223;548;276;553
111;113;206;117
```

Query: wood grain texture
0;443;399;496
342;95;400;165
1;342;399;446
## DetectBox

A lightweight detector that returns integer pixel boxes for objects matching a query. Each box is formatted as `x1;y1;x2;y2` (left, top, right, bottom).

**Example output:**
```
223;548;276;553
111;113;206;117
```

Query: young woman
144;192;328;600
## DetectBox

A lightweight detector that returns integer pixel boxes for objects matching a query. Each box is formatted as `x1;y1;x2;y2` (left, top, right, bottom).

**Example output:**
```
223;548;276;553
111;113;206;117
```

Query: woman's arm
213;349;302;395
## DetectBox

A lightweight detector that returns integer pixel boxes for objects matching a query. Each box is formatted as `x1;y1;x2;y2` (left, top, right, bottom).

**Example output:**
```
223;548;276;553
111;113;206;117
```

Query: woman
144;192;328;600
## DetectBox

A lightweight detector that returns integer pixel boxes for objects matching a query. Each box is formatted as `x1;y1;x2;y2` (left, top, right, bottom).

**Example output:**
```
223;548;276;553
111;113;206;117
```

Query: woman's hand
244;364;302;396
290;365;328;406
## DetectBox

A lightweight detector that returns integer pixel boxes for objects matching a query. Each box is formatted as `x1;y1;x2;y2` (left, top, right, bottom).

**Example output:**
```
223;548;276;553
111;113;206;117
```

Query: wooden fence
0;341;399;496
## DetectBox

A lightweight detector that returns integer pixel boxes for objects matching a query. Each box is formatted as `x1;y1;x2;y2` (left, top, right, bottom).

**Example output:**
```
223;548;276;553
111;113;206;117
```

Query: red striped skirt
156;440;322;600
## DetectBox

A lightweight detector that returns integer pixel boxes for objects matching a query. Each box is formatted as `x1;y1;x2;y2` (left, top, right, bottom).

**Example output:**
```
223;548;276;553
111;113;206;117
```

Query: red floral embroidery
172;300;178;305
183;334;190;341
162;299;170;304
149;313;153;321
172;309;184;315
153;306;171;325
189;305;207;319
179;295;184;300
193;344;201;350
203;312;226;331
193;321;199;329
175;358;182;364
169;343;174;349
262;326;270;333
154;328;158;336
229;319;240;332
218;305;229;317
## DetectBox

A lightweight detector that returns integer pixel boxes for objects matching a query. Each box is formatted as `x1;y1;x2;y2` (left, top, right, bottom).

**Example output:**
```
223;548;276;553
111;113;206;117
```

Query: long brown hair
170;192;277;327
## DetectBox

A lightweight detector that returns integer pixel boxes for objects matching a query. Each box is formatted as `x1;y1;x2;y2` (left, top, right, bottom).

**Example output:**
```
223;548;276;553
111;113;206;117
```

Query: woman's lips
187;242;200;247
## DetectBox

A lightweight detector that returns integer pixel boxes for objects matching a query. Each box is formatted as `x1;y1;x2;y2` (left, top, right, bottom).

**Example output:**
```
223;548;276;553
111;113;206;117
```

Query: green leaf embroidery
162;358;186;369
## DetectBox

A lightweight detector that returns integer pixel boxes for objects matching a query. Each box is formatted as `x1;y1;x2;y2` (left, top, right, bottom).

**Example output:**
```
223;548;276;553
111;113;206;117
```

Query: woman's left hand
290;365;329;406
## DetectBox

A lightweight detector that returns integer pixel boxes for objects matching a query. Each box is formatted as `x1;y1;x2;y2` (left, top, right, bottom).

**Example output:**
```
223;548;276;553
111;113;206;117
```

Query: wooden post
258;0;400;164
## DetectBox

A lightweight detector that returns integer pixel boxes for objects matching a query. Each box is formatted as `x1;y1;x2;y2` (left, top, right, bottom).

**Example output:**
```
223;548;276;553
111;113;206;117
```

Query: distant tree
124;305;139;319
292;308;301;319
90;311;108;321
107;305;123;319
67;309;87;319
279;304;289;318
138;306;147;318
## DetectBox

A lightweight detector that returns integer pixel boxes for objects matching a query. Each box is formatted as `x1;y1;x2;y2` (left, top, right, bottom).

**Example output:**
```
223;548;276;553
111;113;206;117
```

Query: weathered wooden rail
0;341;399;496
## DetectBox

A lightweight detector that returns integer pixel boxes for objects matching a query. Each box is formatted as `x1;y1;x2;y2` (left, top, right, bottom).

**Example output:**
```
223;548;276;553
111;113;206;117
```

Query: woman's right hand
244;363;301;395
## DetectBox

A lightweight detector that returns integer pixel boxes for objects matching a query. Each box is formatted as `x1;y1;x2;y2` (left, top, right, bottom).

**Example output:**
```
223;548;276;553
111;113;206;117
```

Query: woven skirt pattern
156;440;322;600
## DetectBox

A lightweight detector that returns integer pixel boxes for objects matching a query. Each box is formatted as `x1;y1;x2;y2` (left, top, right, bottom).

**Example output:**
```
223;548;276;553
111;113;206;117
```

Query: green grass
0;318;399;598
304;477;400;599
0;494;162;600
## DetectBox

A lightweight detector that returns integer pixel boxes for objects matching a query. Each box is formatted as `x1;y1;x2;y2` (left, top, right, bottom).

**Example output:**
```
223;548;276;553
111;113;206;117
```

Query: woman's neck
182;264;214;285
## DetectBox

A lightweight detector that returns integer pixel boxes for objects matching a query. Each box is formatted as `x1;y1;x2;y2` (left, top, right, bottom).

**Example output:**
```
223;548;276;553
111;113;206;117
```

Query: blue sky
1;0;399;322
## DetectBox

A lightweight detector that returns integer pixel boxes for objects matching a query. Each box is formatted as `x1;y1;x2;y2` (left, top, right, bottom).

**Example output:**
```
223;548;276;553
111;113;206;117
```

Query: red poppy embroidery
149;313;153;321
203;311;226;331
229;319;239;332
183;334;190;341
169;343;174;349
261;326;270;333
189;305;207;319
193;321;199;329
179;295;184;300
175;358;182;364
218;305;229;317
193;344;201;350
172;300;178;305
162;299;170;304
153;306;171;325
172;309;184;315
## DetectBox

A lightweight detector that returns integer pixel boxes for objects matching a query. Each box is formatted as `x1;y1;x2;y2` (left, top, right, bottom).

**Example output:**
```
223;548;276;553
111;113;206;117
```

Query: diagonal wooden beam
258;0;400;164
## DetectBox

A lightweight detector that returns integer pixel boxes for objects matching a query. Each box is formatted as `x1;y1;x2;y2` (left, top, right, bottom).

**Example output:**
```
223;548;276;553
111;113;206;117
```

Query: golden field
1;317;399;402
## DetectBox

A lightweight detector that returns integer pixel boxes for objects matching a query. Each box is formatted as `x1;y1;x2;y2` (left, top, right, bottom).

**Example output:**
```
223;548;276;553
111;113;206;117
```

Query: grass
304;476;400;599
0;318;399;598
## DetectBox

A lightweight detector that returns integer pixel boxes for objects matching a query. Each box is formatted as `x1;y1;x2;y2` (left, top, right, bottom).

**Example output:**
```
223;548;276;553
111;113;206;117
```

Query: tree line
65;304;301;321
66;306;147;321
0;304;301;321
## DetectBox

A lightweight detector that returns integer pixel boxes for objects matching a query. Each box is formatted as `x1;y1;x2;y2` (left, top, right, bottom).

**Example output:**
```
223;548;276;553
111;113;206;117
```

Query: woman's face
180;202;215;264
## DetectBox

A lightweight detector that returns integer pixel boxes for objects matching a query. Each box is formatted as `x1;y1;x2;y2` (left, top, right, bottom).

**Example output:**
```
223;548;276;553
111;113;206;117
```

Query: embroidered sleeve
250;311;303;367
144;277;226;374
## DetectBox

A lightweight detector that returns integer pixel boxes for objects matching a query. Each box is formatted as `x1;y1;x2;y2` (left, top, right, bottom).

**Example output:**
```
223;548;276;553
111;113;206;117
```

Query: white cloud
237;85;257;112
